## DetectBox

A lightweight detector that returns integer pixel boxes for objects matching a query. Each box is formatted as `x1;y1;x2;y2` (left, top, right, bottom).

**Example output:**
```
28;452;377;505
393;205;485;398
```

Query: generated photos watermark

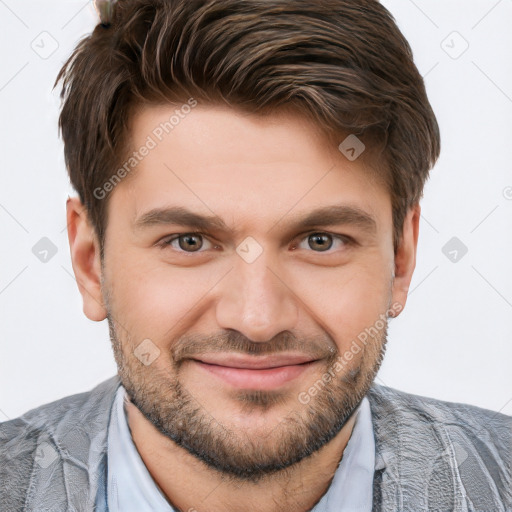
298;301;403;405
93;97;198;200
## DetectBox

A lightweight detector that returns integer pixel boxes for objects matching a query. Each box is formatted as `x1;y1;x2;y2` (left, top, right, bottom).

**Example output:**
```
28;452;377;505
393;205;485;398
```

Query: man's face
98;103;401;480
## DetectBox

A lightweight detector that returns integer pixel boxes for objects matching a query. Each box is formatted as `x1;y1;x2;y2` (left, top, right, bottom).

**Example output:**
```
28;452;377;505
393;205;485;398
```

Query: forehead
109;103;391;233
129;102;338;165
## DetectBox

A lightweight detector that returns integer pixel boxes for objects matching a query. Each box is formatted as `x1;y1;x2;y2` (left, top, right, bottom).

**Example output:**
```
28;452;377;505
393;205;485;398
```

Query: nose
215;250;299;343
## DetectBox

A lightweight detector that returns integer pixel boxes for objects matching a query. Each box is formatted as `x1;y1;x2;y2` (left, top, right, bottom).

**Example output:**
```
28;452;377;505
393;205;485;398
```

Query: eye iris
308;233;332;251
178;234;203;252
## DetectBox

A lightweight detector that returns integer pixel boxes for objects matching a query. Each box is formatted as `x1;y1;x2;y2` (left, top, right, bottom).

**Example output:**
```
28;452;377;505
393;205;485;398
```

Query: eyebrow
133;204;378;236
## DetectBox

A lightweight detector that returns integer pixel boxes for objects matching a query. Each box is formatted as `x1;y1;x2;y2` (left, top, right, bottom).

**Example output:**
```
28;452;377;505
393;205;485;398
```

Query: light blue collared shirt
107;385;375;512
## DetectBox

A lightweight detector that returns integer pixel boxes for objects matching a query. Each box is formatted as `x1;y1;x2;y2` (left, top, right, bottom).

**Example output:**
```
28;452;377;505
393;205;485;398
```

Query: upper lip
191;353;319;369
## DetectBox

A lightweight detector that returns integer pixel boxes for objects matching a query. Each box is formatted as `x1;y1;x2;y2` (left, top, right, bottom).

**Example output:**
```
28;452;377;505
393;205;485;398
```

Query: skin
66;103;419;512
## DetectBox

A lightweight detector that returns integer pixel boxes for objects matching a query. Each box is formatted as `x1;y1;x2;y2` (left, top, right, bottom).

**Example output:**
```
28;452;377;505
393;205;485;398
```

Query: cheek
296;259;392;353
108;256;216;342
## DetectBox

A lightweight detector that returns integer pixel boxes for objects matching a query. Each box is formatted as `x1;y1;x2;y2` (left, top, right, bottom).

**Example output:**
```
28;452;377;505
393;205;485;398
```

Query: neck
125;398;358;512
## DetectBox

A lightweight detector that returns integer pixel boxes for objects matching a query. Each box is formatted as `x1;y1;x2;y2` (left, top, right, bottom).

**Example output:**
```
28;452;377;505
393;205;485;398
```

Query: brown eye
161;233;215;253
294;232;350;253
178;234;203;252
307;233;333;252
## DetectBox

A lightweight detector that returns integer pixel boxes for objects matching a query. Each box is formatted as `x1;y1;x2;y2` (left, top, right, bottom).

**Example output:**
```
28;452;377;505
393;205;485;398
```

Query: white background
1;0;511;420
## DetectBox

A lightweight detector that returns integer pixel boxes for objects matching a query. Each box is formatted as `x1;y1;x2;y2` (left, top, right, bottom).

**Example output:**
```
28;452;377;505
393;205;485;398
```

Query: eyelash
158;231;354;254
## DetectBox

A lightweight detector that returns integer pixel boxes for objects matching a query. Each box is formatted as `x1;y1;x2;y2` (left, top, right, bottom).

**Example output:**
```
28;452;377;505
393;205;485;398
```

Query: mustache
171;330;337;363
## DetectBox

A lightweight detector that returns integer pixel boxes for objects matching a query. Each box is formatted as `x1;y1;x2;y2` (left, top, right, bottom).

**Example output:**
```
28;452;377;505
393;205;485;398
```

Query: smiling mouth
190;354;321;390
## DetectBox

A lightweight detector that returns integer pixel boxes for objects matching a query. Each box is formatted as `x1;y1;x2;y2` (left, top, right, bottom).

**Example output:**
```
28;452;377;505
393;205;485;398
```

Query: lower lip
193;360;316;390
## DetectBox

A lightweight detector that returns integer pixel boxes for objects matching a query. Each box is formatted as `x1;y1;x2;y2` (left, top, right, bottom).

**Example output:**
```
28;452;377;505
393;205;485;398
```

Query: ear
390;203;420;317
66;196;107;321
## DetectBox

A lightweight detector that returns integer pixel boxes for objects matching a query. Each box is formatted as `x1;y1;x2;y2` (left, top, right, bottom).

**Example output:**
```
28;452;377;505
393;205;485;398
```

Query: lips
190;353;320;390
191;353;317;369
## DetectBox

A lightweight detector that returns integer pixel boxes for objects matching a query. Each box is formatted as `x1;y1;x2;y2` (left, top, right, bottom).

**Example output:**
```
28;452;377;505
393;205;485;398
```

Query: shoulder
0;375;121;459
366;383;512;509
0;375;120;510
0;375;121;436
367;383;512;435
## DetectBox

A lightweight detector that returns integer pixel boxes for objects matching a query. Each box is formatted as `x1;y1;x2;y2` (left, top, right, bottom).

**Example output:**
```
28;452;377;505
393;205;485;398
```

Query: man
1;0;510;511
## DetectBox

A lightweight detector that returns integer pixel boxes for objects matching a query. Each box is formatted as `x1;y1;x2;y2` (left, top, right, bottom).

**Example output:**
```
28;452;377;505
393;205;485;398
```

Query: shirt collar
107;385;175;511
107;385;374;512
312;394;375;511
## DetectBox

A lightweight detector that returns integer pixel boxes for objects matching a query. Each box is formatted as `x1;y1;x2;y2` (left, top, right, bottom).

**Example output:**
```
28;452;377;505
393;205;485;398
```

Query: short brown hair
55;0;440;257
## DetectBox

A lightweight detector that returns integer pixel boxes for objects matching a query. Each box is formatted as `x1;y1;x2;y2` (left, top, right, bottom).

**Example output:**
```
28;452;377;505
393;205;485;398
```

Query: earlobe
66;196;107;322
390;204;421;317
